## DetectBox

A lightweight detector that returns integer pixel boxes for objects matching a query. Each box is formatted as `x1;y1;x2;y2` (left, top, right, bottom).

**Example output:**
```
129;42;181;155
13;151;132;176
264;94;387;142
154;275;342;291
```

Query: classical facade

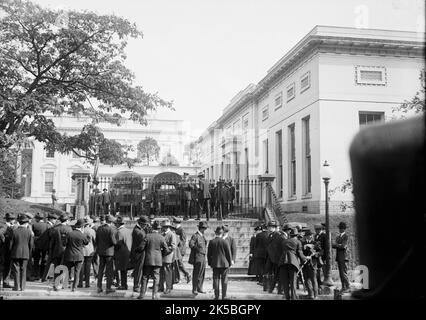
197;26;425;214
20;116;199;205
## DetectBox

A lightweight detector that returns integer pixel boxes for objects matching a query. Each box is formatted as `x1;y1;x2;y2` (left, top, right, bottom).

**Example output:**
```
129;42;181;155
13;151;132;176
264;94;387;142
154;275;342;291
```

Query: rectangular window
70;175;77;194
276;131;283;198
300;71;311;93
302;117;311;195
242;114;249;131
263;139;269;174
286;82;295;102
359;111;385;126
288;124;296;197
45;149;55;158
44;171;54;193
262;105;269;121
355;66;386;86
274;92;283;110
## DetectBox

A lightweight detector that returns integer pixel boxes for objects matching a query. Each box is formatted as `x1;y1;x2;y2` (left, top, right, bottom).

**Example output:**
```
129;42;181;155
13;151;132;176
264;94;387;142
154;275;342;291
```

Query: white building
20;116;199;205
197;26;425;214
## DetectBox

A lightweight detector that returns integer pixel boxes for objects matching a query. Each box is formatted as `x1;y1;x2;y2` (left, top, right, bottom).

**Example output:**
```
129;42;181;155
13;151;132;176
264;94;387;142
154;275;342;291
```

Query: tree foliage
0;149;23;199
136;137;160;166
0;0;173;150
159;152;179;167
392;69;425;117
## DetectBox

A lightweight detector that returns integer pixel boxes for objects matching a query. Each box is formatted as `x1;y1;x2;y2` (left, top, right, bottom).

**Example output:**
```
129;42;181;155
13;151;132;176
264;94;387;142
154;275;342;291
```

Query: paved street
0;276;350;300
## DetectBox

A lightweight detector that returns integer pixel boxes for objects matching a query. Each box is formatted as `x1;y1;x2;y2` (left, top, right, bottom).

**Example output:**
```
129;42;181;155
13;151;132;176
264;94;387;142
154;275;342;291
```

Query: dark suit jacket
267;231;286;264
224;235;237;262
175;226;187;257
279;237;307;269
249;235;256;255
141;231;169;267
314;232;326;258
115;226;132;270
10;226;33;260
96;224;117;257
207;236;232;268
32;221;48;239
64;229;89;262
50;224;73;259
333;232;349;262
188;231;207;265
129;224;147;268
253;230;269;259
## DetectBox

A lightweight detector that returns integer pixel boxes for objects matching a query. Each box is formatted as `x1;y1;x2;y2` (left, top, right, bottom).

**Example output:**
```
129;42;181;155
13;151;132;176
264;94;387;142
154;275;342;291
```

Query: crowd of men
0;210;238;300
248;220;351;300
88;172;237;221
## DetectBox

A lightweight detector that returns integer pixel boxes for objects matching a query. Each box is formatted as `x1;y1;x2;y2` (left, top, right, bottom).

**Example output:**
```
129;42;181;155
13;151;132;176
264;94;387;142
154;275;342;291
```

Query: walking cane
296;256;311;292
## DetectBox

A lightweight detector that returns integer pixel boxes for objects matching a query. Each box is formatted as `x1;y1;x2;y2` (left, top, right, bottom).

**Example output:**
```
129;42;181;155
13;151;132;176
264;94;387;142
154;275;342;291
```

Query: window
359;112;385;126
242;114;249;132
276;131;283;198
286;82;295;102
45;149;55;158
263;139;269;174
262;105;269;121
70;175;77;194
44;171;54;193
355;66;386;86
234;152;239;181
274;92;283;110
288;124;296;197
302;117;311;195
300;71;311;93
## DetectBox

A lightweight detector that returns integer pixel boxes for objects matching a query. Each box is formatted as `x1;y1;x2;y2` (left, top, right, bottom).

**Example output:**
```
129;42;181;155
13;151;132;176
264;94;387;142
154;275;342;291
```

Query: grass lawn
0;197;66;220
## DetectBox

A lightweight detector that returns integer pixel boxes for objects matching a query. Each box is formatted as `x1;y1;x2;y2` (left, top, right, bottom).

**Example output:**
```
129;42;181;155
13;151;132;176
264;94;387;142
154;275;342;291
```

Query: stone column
72;169;91;219
258;174;275;208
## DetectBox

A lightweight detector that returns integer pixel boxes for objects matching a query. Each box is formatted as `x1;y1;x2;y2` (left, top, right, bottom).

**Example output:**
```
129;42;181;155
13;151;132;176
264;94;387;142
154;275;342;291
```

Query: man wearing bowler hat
159;220;176;294
138;221;170;300
314;223;326;288
95;214;117;294
207;226;233;300
114;215;132;290
188;221;208;296
129;215;150;293
64;219;90;291
198;172;211;221
10;214;33;291
172;217;191;284
39;213;58;282
2;213;17;288
332;221;350;293
50;213;72;291
31;212;48;280
301;229;321;299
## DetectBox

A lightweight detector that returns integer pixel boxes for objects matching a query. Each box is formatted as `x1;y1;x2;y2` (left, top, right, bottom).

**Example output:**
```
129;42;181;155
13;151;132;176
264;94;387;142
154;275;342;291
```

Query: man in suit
228;182;235;213
182;173;192;220
91;216;101;279
10;214;33;291
301;229;321;299
129;216;150;293
138;221;170;300
31;212;48;280
253;223;269;288
332;221;350;293
313;223;326;289
114;216;132;290
222;225;236;266
208;226;233;300
265;221;286;294
198;173;211;221
102;189;111;215
188;221;208;296
95;214;117;294
50;213;72;291
63;219;89;291
39;213;58;282
172;217;191;284
278;228;308;300
2;213;17;288
159;220;176;294
78;216;96;288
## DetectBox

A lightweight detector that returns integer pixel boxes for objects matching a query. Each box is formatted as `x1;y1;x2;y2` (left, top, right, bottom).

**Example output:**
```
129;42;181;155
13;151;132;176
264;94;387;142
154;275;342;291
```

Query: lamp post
321;160;334;286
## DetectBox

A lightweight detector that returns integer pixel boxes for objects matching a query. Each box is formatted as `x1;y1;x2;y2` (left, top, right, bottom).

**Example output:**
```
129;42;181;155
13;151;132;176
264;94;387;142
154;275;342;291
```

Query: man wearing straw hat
78;216;96;288
159;220;176;294
114;215;132;290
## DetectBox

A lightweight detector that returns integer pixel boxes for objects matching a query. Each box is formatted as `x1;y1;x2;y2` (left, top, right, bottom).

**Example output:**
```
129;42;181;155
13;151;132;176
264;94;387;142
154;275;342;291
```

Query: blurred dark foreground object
349;115;425;300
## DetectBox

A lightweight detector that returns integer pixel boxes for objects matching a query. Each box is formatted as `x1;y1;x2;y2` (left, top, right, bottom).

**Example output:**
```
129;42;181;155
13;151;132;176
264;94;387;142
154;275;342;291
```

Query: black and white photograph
0;0;425;308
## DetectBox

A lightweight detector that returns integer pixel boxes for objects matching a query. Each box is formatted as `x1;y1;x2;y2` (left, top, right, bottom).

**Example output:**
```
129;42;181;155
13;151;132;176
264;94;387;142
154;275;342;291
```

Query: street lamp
321;160;334;286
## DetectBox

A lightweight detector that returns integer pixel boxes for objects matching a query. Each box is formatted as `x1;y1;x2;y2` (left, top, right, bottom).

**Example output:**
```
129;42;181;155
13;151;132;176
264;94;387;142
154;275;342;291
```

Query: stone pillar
258;174;275;208
72;169;91;219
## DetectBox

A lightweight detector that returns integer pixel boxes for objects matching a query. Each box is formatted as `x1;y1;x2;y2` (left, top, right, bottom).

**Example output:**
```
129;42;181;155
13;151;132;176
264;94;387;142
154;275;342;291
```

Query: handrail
265;183;288;224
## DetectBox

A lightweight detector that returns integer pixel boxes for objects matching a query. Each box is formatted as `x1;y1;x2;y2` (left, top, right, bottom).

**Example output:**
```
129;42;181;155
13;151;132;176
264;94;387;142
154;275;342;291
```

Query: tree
0;0;173;150
0;149;23;199
136;137;160;166
160;152;179;167
392;69;425;117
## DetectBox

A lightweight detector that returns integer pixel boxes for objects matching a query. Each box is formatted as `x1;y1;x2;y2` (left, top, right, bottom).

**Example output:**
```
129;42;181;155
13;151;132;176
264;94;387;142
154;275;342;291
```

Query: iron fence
88;176;263;220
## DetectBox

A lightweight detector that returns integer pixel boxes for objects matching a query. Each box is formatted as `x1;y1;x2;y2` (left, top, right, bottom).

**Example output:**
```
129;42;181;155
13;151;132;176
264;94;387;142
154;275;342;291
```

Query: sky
31;0;425;139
